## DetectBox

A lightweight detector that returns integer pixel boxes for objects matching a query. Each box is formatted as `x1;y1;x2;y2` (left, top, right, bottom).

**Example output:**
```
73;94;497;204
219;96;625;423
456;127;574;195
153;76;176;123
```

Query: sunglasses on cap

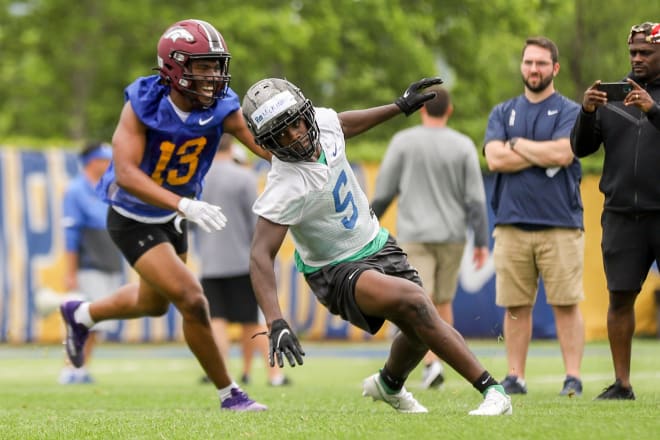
628;22;660;44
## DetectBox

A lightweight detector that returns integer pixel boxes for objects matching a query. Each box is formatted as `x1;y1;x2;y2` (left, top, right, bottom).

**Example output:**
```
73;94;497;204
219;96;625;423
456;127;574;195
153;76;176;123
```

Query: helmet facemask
243;79;320;162
156;19;232;109
173;54;231;108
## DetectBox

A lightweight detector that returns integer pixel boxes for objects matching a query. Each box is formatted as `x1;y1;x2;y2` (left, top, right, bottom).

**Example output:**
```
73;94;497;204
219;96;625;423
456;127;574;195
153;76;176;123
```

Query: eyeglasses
628;22;660;44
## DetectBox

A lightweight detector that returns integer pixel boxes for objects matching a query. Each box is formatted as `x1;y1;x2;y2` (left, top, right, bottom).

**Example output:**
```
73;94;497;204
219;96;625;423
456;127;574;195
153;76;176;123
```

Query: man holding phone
571;21;660;400
596;82;634;101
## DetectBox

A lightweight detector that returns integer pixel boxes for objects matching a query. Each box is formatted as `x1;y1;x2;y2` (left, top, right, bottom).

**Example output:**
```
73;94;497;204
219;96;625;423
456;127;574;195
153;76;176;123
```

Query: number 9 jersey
96;75;240;222
253;108;380;268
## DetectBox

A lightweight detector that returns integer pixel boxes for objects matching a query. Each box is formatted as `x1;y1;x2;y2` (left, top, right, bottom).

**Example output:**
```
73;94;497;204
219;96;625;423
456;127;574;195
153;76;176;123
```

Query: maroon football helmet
156;19;231;107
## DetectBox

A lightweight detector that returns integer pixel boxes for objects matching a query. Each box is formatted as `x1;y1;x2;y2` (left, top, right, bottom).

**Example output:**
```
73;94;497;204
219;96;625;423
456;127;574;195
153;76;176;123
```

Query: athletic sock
73;302;94;328
472;371;498;394
379;367;405;394
218;382;239;401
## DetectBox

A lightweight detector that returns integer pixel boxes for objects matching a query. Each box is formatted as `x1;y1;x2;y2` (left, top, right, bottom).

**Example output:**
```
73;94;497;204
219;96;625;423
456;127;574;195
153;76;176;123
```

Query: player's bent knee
395;288;434;322
177;293;211;324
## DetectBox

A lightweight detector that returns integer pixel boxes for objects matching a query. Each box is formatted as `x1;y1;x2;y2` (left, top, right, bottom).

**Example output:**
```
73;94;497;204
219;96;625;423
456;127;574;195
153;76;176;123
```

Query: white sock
73;302;95;328
270;374;285;386
218;382;238;401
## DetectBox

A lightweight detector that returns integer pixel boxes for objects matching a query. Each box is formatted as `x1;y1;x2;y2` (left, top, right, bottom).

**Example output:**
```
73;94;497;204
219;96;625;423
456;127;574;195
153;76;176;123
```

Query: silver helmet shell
242;78;319;162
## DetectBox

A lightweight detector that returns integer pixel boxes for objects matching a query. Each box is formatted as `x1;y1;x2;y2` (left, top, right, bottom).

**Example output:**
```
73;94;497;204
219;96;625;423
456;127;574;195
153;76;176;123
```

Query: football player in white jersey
243;78;512;416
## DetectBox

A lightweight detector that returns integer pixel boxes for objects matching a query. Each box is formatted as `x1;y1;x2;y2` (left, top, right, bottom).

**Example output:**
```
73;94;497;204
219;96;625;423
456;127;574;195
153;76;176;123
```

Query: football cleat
469;386;513;416
220;388;267;411
421;361;445;389
362;373;428;413
60;301;90;368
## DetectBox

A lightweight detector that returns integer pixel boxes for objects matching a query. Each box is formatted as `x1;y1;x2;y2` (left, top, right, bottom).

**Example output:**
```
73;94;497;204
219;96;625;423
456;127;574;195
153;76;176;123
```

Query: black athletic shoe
595;380;635;400
501;375;527;394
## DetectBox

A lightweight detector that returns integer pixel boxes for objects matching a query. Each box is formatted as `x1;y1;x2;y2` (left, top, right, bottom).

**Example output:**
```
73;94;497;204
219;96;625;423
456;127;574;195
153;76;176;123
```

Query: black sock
379;367;405;393
472;371;498;394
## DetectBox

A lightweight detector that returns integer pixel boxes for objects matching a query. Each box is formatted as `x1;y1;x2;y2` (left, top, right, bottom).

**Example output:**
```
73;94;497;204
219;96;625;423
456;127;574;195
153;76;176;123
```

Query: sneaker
220;388;268;411
59;301;89;368
421;361;445;389
240;373;250;385
501;374;527;394
559;375;583;397
595;380;635;400
59;367;94;384
73;368;94;384
268;375;291;387
362;373;428;413
58;367;77;385
469;385;513;416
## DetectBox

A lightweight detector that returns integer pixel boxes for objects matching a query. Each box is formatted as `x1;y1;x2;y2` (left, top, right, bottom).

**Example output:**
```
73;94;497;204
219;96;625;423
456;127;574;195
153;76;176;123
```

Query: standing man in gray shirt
372;86;489;389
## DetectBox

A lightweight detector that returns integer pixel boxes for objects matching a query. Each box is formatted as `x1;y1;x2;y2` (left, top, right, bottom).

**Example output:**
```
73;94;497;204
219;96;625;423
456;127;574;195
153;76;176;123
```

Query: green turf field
1;339;658;439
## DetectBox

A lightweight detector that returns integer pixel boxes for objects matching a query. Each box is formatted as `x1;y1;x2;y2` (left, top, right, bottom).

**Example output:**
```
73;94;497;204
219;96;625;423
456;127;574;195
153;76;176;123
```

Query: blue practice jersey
97;75;240;219
484;92;583;229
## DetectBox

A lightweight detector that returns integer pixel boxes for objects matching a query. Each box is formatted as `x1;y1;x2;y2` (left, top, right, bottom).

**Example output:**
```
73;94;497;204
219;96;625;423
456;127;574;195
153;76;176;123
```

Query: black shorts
201;275;259;323
106;208;188;266
601;210;660;292
304;235;422;335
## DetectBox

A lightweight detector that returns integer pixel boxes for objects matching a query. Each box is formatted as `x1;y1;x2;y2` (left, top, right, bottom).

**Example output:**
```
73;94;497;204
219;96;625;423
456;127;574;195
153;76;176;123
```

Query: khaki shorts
492;225;584;307
401;241;465;304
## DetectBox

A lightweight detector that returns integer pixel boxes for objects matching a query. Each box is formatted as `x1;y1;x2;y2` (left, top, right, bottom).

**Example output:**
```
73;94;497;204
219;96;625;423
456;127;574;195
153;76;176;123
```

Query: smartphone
597;82;633;101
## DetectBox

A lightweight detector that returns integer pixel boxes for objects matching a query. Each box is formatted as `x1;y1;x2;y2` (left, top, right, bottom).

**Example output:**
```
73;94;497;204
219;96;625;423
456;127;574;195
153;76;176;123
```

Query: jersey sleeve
483;102;508;146
253;164;306;225
553;98;580;139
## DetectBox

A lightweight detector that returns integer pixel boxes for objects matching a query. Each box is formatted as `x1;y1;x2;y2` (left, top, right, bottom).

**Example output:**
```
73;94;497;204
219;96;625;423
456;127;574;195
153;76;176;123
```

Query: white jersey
253;108;379;267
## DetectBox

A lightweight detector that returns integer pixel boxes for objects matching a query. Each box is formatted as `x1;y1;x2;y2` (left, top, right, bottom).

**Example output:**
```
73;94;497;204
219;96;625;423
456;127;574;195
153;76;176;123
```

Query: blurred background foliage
0;0;656;172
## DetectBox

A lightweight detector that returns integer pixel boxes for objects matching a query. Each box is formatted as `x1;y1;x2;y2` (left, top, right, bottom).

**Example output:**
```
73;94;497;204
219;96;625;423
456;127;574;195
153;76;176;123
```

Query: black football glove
394;77;444;116
268;319;305;368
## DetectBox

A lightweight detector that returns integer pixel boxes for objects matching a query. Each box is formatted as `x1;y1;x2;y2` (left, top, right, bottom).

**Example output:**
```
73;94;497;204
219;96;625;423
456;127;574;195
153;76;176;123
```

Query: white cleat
469;386;513;416
421;360;445;389
362;374;428;413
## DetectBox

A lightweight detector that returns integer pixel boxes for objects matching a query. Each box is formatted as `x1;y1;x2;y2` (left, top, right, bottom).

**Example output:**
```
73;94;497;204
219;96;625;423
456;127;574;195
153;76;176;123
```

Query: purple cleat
59;301;89;368
221;388;268;411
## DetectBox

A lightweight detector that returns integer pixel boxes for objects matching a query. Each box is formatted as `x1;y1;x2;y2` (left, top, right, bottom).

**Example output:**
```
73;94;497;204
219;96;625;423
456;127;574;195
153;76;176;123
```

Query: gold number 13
150;137;207;185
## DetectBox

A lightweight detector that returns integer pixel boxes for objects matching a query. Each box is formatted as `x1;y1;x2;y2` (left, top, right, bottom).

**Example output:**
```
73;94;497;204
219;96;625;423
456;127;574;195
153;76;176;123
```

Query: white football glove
177;198;227;233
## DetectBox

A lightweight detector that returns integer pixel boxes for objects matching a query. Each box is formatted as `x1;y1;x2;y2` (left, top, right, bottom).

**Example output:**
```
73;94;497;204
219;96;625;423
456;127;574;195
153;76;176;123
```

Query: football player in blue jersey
59;19;269;411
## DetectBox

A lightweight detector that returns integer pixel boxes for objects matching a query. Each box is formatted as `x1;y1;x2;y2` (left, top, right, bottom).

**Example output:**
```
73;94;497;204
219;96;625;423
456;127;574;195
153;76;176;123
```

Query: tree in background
0;0;656;156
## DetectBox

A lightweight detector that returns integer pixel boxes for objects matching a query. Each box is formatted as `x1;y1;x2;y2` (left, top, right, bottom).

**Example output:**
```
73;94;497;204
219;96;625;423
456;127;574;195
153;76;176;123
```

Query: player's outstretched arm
250;217;289;323
224;110;272;162
394;77;444;116
339;77;443;139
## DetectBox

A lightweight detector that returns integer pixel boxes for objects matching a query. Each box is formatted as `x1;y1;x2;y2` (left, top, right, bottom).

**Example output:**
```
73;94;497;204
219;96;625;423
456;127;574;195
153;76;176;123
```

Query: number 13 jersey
97;75;239;222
